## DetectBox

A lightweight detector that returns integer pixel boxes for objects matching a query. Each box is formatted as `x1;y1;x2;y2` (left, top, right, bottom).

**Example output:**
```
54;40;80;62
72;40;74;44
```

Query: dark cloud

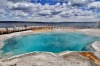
68;0;95;6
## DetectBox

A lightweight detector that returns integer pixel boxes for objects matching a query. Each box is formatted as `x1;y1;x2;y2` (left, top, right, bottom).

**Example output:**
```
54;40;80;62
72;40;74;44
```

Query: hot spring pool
2;32;100;56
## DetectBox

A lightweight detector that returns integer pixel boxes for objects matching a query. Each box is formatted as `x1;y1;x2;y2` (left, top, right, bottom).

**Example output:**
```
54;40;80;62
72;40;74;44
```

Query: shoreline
0;28;100;66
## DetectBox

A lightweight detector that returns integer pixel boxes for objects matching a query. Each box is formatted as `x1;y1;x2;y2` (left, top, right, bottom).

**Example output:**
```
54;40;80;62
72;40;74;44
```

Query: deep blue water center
2;32;100;55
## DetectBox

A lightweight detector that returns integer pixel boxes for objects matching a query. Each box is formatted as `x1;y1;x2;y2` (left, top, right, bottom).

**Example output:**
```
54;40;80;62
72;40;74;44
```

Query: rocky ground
0;52;100;66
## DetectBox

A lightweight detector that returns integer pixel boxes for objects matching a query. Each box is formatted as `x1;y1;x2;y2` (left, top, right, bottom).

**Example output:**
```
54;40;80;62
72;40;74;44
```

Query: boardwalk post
5;27;9;34
24;25;27;30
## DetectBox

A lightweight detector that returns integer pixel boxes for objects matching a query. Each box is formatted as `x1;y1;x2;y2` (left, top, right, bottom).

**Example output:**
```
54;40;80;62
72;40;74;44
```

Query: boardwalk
0;25;67;35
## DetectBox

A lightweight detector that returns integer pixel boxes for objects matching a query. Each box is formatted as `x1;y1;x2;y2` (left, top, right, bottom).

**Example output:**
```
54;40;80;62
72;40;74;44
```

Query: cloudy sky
0;0;100;22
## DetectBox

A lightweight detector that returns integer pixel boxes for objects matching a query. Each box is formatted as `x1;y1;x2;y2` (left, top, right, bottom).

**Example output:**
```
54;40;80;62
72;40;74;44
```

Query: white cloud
59;9;94;18
0;0;8;9
26;15;99;22
10;10;29;17
68;0;95;5
38;10;52;16
0;0;99;22
88;2;100;9
0;9;5;14
9;2;34;10
0;9;6;18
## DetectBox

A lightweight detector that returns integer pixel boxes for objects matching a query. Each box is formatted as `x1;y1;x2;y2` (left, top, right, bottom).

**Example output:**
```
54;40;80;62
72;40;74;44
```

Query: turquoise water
2;32;100;55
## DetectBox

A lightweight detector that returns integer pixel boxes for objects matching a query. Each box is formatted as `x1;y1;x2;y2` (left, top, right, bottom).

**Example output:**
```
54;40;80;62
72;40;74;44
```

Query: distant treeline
0;21;99;23
0;21;100;28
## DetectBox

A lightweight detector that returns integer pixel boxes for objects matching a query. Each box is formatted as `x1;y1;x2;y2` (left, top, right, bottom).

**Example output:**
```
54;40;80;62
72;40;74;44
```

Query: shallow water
2;32;100;56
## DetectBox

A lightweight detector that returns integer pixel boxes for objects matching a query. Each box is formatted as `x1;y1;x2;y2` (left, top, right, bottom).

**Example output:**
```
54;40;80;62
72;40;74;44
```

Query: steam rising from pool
2;32;100;57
